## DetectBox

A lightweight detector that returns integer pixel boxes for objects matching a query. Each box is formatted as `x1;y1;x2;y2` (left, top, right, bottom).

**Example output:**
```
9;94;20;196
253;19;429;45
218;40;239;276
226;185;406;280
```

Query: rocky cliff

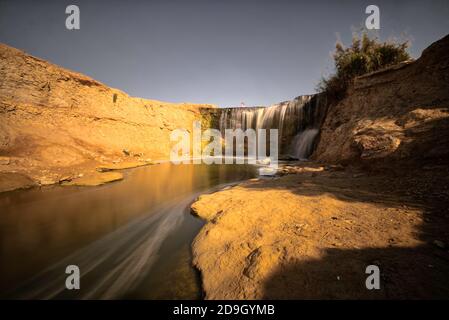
0;43;215;191
313;34;449;169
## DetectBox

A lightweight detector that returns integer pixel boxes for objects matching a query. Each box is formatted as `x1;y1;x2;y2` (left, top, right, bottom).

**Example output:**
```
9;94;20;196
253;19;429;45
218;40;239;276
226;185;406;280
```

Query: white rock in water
258;167;277;176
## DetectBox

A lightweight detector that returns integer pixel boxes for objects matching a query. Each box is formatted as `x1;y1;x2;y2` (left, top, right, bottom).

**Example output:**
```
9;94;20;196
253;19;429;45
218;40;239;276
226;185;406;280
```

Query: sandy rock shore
191;164;449;299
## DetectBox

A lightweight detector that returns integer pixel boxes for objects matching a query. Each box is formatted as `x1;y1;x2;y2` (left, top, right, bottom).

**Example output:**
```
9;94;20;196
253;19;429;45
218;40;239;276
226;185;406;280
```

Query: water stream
0;162;257;299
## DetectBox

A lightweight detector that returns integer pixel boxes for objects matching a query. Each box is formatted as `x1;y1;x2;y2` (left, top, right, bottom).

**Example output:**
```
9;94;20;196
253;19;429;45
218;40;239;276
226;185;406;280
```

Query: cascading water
218;94;327;159
291;128;319;160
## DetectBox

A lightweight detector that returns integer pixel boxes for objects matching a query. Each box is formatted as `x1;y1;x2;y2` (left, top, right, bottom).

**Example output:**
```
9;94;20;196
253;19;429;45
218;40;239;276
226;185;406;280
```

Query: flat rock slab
0;172;36;192
96;161;151;172
62;171;123;186
191;168;449;299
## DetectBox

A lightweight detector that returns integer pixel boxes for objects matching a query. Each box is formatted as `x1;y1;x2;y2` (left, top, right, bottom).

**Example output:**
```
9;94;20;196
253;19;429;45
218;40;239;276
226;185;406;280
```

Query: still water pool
0;162;257;299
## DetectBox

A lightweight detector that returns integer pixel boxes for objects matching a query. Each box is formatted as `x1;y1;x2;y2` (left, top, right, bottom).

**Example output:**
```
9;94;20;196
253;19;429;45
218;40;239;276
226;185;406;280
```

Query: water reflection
0;163;256;299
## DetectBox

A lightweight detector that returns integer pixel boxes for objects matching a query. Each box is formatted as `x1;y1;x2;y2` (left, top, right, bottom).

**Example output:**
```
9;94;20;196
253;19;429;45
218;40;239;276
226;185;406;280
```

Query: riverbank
0;157;156;192
191;162;449;299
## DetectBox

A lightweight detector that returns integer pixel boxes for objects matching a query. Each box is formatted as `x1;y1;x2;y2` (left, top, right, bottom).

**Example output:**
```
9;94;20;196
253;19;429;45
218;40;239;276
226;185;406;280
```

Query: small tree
318;32;411;100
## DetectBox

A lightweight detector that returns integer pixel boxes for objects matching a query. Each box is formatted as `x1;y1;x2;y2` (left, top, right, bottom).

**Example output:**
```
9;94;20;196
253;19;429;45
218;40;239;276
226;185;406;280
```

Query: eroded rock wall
313;35;449;169
0;43;215;189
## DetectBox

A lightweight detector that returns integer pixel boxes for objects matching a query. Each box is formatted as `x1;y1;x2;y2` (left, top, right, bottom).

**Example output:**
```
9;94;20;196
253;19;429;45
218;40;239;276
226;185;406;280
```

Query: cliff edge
313;34;449;169
0;43;215;191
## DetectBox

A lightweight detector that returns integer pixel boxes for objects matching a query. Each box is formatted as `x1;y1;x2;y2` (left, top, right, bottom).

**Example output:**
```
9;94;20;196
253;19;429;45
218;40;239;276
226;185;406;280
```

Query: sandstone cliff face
0;43;215;190
313;35;449;169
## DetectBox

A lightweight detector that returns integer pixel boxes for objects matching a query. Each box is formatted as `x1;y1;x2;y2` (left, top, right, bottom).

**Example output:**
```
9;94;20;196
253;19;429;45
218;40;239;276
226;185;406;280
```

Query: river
0;162;257;299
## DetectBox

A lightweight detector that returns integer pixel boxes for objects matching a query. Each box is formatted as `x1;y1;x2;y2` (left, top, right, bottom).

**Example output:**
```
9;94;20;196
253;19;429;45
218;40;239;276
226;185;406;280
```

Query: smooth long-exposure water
0;162;257;299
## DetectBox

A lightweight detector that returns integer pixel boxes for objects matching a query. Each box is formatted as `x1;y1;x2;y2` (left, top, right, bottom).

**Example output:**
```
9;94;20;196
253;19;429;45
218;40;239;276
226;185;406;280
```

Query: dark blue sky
1;0;448;107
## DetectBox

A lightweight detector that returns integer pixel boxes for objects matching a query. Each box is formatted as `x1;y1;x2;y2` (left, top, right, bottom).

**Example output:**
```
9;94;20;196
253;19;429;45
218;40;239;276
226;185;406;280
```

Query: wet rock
303;166;325;172
96;167;112;172
279;165;325;175
0;172;36;192
96;160;150;172
58;176;73;183
38;176;57;185
62;171;123;186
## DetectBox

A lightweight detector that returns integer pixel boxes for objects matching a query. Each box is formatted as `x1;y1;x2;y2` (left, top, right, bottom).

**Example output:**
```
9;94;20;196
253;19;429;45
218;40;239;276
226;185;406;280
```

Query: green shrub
318;32;411;100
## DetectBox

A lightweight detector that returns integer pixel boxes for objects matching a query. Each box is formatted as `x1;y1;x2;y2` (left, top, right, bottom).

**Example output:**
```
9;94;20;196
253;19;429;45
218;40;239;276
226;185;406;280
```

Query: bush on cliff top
318;32;411;100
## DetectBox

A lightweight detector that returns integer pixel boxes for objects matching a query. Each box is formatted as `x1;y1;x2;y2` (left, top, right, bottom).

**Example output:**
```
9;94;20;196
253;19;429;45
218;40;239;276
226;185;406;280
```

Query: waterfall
291;128;319;160
218;94;327;159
